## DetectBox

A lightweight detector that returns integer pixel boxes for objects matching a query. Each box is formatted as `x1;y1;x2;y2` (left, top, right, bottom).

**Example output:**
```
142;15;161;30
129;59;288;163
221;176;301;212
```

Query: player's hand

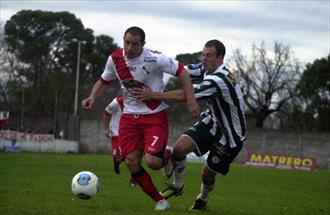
130;86;153;101
105;129;111;139
81;96;95;111
186;98;200;118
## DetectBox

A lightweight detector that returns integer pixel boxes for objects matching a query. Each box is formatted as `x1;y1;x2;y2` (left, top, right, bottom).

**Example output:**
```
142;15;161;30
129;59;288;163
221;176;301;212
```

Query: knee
173;136;195;159
202;166;216;183
145;157;162;170
146;161;161;170
125;156;140;168
173;144;188;158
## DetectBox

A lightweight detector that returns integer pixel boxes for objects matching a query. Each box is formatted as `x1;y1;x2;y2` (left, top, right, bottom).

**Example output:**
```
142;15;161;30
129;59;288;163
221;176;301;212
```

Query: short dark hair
124;26;145;43
205;39;226;58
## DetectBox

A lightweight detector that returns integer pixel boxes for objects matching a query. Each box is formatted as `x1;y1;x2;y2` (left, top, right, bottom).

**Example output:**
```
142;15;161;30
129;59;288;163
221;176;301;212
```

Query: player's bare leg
144;153;164;170
191;165;216;211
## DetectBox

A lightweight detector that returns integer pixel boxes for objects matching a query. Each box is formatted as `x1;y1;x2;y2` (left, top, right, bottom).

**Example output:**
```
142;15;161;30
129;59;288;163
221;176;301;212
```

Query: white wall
0;130;78;153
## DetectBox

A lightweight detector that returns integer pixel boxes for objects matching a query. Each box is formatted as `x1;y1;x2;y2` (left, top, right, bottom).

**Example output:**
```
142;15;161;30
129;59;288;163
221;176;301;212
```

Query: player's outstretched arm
178;69;200;118
131;86;185;102
81;79;108;110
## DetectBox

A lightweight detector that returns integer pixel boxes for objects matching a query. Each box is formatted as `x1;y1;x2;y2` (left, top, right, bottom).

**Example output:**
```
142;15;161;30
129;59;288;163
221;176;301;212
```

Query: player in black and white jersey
133;39;246;211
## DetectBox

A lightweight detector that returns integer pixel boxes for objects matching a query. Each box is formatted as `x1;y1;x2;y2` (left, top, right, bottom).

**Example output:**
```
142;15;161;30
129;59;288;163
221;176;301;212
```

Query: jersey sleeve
157;53;184;76
193;76;224;100
104;98;120;115
186;63;204;80
194;74;231;102
100;55;117;84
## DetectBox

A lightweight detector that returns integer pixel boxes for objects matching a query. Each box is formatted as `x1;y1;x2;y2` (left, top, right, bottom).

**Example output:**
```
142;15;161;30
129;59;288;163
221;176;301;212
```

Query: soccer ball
71;171;100;199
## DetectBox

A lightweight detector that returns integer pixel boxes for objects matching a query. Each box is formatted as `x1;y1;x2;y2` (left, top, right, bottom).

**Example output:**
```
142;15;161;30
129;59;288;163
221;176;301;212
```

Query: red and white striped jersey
100;48;184;115
104;97;124;136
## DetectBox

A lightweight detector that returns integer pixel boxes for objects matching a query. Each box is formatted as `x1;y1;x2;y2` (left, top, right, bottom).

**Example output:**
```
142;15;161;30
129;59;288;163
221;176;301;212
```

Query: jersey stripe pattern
189;64;246;148
101;48;183;115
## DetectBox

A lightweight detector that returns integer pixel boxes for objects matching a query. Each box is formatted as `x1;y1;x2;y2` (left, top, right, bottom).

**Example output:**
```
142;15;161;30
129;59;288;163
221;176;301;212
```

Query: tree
4;10;119;116
176;52;202;65
87;34;119;80
0;22;29;111
0;23;11;106
4;10;95;114
292;55;330;131
231;42;301;128
75;34;120;120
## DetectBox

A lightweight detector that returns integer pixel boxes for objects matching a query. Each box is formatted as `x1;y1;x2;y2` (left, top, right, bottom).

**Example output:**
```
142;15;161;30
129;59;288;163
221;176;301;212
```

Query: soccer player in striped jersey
133;39;246;211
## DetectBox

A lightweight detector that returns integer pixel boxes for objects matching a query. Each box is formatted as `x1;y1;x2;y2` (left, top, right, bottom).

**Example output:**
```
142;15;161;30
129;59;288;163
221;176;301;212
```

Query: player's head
123;26;145;59
202;39;226;73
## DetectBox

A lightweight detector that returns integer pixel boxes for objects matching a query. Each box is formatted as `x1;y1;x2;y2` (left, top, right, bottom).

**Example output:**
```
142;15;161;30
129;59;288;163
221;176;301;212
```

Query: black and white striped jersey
186;64;247;148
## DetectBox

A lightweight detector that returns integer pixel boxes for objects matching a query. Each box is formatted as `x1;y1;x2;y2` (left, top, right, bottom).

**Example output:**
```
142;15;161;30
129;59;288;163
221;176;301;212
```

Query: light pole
73;39;86;116
20;84;30;130
20;87;25;130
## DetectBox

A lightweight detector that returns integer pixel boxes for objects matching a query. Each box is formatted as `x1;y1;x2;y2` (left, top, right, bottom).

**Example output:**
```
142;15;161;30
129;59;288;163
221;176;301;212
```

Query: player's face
123;33;144;59
202;46;222;73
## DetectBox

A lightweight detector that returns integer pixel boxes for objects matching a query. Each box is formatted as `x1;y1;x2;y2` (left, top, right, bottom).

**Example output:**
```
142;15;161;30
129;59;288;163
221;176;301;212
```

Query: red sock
132;167;164;202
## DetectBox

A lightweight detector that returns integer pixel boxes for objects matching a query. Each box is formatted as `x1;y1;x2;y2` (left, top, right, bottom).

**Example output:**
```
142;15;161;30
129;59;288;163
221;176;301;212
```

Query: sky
1;0;329;65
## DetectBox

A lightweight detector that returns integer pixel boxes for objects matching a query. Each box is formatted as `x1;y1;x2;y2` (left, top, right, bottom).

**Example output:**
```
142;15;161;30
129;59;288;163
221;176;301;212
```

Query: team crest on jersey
142;66;150;74
226;72;237;85
212;156;220;164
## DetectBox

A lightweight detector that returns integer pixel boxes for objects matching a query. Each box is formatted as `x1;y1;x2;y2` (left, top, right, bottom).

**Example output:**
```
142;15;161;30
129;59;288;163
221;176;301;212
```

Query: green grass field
0;152;329;215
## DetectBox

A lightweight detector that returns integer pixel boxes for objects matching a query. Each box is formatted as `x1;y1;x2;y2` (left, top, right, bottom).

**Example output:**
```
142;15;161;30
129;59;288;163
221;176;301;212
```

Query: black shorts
184;114;242;175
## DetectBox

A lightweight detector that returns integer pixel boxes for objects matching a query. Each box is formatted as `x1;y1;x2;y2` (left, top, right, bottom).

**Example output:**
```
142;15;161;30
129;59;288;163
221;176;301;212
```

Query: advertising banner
0;130;54;152
245;152;317;171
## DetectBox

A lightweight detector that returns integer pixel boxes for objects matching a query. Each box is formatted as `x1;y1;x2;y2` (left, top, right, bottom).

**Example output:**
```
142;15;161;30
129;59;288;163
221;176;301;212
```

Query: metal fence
56;113;79;141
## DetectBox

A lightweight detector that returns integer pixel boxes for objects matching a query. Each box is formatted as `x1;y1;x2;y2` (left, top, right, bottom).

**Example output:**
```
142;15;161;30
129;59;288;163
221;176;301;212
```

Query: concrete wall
79;119;330;169
0;130;78;153
237;131;330;169
79;119;112;153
